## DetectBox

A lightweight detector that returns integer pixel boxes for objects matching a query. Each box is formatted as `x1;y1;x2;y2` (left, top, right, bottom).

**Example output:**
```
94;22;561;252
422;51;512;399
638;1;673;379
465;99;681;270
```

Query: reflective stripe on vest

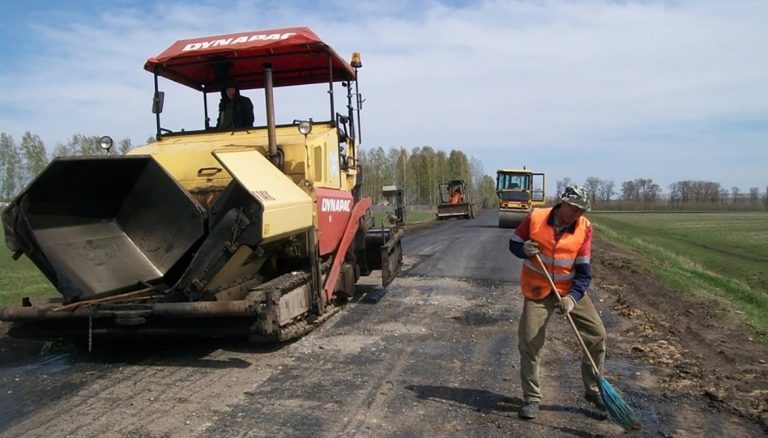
520;207;589;300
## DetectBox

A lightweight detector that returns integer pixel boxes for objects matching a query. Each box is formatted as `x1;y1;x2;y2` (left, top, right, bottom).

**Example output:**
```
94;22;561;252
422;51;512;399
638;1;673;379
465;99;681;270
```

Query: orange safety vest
520;207;589;300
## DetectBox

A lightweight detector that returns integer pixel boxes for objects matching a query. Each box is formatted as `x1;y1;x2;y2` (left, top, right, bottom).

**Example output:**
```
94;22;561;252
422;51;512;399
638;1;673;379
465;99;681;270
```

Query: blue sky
1;0;767;194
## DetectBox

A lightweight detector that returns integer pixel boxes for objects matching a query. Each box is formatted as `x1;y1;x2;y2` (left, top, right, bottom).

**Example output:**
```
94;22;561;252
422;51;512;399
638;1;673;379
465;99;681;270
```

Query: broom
535;254;643;431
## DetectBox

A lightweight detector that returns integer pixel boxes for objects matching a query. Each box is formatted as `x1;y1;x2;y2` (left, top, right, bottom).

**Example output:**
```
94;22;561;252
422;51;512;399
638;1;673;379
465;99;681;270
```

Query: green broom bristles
597;373;643;431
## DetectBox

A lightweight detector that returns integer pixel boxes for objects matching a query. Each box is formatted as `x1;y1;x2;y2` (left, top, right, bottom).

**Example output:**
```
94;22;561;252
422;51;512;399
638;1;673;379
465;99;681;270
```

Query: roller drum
498;211;527;229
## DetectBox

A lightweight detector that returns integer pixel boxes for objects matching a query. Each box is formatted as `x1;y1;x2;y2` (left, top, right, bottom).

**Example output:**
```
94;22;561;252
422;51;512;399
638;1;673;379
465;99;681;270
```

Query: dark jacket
217;91;254;129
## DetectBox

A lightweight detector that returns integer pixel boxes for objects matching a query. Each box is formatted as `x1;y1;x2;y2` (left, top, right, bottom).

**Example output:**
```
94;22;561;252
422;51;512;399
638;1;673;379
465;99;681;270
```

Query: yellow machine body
0;27;402;341
496;168;546;228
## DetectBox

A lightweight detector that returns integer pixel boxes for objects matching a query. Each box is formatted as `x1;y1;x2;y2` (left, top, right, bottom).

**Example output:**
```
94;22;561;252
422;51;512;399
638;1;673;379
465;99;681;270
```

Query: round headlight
99;135;114;151
298;120;312;136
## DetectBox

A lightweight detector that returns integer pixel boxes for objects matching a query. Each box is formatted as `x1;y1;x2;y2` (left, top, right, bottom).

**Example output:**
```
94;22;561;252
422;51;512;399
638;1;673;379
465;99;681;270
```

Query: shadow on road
406;384;522;412
405;384;607;422
52;337;285;369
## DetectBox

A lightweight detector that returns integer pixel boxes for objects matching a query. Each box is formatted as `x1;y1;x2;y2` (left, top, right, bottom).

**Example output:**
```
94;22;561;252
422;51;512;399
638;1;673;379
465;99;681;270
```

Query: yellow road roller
496;168;546;228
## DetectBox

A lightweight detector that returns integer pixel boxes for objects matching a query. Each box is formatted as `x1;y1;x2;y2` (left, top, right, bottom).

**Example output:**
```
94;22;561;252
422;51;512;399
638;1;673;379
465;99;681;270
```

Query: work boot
585;392;607;412
518;401;539;419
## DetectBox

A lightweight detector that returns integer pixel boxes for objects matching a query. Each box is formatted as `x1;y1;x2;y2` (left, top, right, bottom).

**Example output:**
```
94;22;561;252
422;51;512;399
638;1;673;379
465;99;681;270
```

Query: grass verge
0;247;56;308
590;212;768;341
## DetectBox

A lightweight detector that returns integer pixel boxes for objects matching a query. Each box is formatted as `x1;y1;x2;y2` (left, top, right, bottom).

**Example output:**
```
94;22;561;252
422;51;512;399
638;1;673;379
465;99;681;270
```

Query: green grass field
590;211;768;339
0;228;56;308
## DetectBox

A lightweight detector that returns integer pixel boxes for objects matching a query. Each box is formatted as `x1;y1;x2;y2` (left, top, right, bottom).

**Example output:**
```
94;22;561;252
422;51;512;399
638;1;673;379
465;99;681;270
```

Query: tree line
362;147;766;212
358;146;498;209
0;132;132;201
556;176;767;211
2;131;765;212
0;131;496;208
1;131;497;207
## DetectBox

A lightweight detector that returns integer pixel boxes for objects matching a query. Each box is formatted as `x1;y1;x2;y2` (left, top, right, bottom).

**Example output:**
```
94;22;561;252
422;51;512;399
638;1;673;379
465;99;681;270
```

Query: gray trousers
518;293;606;402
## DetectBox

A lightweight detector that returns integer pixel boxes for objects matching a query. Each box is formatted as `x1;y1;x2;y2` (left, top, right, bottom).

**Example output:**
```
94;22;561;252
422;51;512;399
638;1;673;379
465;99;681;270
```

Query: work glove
523;240;540;257
558;295;576;315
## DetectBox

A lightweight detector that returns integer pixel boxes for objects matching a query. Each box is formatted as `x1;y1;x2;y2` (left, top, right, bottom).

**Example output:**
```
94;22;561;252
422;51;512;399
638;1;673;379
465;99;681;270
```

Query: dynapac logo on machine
182;33;297;51
321;198;352;212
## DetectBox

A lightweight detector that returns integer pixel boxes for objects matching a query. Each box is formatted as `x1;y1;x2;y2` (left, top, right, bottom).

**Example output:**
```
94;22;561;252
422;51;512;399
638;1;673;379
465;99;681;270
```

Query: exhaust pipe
264;63;279;166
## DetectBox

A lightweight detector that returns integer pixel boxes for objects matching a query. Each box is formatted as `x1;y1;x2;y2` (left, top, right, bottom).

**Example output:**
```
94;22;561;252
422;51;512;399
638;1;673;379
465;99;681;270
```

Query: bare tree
732;186;741;204
418;146;437;206
360;146;389;204
435;150;448;191
357;145;501;209
637;178;660;202
19;132;48;187
621;180;638;200
447;150;469;183
668;180;689;203
583;177;601;206
469;157;488;207
53;134;105;157
670;180;724;207
749;187;759;205
407;146;421;204
719;188;730;204
701;181;721;203
555;177;572;199
117;138;133;155
52;135;79;157
1;133;21;200
597;179;615;205
477;174;497;208
622;178;659;203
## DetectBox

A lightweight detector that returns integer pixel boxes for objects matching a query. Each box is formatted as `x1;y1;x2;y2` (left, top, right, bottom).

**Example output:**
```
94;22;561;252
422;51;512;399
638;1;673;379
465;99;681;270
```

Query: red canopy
144;27;356;92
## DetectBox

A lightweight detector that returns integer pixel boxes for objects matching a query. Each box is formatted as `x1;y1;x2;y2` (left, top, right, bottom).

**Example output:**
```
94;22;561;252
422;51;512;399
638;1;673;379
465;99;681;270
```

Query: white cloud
0;0;766;190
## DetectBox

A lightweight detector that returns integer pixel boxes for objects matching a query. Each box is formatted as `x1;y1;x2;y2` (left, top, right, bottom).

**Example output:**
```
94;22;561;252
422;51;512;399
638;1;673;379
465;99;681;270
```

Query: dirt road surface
1;210;766;437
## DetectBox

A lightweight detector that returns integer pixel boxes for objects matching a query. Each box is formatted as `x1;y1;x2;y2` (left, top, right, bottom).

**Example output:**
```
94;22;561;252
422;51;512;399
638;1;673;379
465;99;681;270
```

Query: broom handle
535;254;600;375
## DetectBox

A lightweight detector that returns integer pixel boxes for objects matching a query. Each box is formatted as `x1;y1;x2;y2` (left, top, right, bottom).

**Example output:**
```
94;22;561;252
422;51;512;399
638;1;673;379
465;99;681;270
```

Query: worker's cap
560;186;591;211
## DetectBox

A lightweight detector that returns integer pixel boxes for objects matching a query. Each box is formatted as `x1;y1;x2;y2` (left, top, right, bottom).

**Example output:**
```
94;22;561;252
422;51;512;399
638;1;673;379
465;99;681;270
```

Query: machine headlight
99;136;114;152
297;120;312;136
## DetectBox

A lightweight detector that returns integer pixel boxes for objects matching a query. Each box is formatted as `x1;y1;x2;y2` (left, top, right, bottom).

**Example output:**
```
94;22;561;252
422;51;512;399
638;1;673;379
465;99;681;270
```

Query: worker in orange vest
449;187;463;204
508;186;607;420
